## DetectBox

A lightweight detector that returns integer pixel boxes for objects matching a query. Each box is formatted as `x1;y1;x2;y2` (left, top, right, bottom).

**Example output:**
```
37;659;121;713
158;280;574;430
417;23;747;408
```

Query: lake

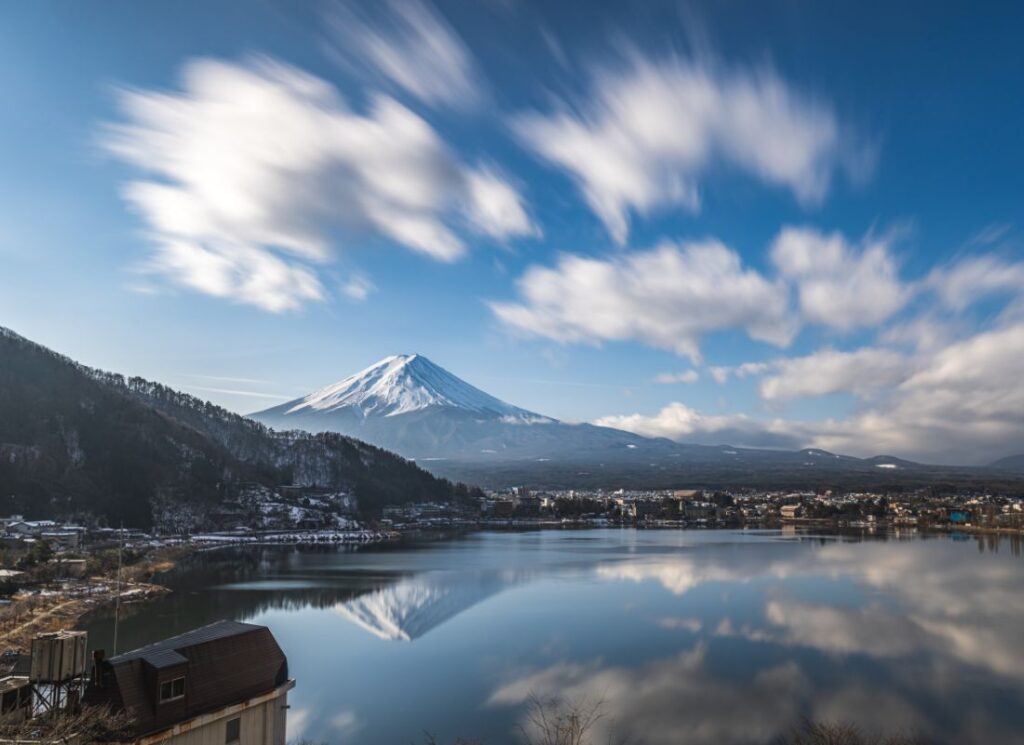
81;529;1024;744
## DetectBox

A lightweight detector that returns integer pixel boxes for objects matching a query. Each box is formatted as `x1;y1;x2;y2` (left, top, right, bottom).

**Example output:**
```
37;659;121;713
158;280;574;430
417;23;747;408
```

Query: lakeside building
83;620;294;745
780;504;805;521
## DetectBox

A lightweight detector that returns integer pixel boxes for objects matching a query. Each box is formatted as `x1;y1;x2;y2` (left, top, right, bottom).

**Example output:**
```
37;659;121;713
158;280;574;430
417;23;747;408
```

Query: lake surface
81;529;1024;744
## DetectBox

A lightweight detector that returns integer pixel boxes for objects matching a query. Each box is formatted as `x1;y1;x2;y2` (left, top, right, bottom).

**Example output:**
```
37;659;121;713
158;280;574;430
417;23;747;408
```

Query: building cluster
376;487;1024;532
152;484;359;535
213;484;358;532
0;516;88;552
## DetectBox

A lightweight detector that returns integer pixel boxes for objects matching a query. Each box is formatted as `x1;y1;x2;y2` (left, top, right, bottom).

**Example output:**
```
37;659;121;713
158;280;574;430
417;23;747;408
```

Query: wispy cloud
654;370;699;384
323;0;483;109
185;385;294;401
516;51;872;243
341;272;377;302
181;373;276;385
102;56;534;311
490;239;795;362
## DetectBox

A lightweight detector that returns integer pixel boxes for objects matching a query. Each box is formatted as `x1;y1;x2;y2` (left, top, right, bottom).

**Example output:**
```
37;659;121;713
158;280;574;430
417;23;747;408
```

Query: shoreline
0;544;193;653
6;522;1021;654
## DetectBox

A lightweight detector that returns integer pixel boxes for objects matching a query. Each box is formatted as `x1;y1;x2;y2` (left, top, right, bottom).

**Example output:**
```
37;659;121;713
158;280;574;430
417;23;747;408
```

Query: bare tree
776;718;931;745
419;695;619;745
519;694;616;745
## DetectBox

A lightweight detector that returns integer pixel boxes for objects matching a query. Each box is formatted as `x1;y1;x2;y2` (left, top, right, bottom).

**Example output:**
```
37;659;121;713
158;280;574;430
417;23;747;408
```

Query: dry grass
0;544;183;653
0;705;134;742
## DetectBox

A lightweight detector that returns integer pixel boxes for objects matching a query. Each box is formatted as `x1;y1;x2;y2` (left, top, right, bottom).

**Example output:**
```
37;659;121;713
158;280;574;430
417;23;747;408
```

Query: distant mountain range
0;328;477;528
990;454;1024;473
251;354;1024;492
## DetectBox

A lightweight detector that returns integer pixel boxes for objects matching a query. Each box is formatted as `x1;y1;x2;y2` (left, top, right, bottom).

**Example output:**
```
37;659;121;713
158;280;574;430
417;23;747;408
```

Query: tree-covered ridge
0;326;480;528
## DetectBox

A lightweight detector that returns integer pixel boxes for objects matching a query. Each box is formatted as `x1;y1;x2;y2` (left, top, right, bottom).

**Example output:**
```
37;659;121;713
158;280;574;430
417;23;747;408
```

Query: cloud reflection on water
483;537;1024;743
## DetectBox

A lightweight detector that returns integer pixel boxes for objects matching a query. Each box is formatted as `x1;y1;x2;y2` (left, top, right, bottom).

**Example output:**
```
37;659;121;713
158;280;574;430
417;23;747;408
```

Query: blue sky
2;0;1023;464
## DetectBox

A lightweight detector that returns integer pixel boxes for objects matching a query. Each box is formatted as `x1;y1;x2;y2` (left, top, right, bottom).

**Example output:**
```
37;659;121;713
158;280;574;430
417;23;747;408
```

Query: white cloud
141;236;325;312
658;616;703;632
602;321;1024;463
464;166;539;240
709;366;731;385
966;222;1012;247
758;347;913;401
654;370;699;384
490;239;796;361
323;0;481;109
341;272;376;302
595;402;803;449
708;361;769;384
184;385;293;401
516;53;866;243
925;253;1024;312
330;708;363;742
878;315;959;352
103;57;533;311
807;322;1024;462
286;708;312;742
770;226;910;330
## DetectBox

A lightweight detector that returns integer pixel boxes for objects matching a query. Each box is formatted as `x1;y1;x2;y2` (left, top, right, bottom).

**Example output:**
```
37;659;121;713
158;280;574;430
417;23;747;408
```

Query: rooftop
108;619;264;665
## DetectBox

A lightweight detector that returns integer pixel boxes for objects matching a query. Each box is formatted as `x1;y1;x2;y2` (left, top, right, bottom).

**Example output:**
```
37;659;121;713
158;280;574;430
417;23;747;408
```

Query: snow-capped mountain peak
285;353;545;420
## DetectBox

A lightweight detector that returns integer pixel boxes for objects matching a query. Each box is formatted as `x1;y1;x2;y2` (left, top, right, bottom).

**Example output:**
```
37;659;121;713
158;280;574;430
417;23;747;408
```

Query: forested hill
0;327;480;528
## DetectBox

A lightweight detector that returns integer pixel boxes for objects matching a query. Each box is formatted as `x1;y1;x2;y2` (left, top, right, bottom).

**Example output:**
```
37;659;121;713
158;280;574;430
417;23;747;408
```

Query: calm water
81;530;1024;744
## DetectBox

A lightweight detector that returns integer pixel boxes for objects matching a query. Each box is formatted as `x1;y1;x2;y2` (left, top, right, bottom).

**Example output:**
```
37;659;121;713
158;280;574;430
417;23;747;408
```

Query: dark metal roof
85;619;289;737
108;620;264;665
141;649;188;669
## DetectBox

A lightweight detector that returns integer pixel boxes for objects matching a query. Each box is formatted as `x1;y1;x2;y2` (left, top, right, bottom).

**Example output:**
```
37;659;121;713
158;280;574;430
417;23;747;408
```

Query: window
159;676;185;702
225;716;241;744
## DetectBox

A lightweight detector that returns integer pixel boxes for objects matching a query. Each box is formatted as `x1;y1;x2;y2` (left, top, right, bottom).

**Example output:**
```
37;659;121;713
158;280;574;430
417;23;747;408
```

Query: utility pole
113;524;123;656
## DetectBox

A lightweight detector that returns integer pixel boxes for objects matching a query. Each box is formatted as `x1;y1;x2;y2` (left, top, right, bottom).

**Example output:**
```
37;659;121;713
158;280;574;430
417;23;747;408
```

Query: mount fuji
250;353;665;465
250;354;1015;489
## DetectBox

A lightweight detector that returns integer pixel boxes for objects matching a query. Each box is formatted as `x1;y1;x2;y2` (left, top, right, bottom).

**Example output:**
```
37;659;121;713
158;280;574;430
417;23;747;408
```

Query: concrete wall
138;683;292;745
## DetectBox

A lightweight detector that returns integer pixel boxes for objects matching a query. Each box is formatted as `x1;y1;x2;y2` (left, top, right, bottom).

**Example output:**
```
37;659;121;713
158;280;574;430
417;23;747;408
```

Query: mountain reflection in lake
80;530;1024;744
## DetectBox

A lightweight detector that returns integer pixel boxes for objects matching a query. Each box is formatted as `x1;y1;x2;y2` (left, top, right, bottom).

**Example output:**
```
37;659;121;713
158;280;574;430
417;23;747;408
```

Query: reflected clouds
489;644;809;745
596;539;1024;683
507;537;1024;743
